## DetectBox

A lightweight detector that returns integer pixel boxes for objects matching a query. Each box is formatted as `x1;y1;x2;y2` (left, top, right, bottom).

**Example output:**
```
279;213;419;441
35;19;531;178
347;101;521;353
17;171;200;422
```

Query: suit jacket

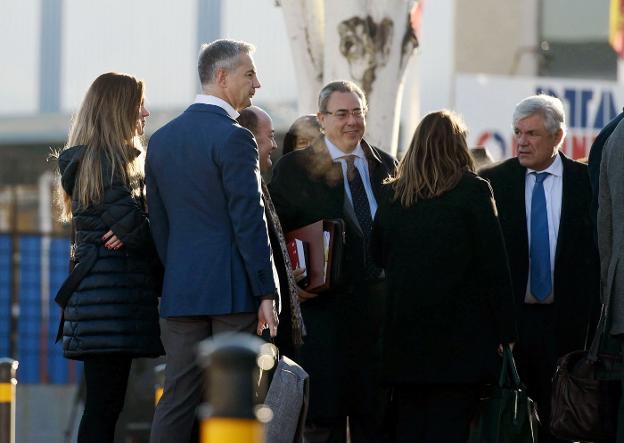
146;103;278;317
480;153;599;355
598;118;624;335
588;109;624;234
268;137;396;419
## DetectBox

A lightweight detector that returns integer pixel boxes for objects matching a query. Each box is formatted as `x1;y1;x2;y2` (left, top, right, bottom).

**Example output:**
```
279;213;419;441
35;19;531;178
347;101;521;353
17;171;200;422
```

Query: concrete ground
15;357;162;443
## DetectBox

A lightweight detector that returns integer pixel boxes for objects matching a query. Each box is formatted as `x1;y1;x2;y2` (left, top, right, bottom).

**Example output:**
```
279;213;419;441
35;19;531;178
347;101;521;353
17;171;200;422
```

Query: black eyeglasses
322;109;367;120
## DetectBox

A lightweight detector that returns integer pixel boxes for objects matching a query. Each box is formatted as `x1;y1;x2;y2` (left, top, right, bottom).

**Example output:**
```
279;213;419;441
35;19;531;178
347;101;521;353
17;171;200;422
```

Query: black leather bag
550;305;623;442
469;345;539;443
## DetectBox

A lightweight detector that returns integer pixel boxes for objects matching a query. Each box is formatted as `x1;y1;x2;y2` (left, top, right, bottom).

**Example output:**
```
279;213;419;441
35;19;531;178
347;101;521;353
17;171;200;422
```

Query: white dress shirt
194;94;239;119
524;153;563;303
325;137;378;218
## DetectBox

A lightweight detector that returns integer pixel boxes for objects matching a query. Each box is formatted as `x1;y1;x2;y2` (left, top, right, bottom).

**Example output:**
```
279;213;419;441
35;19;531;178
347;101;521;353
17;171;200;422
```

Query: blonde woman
371;110;516;443
54;72;163;443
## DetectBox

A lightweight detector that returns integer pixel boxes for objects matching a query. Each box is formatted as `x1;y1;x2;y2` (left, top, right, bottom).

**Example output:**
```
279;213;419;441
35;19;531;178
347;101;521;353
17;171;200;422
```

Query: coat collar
304;137;383;184
193;94;239;119
185;103;237;122
300;137;389;237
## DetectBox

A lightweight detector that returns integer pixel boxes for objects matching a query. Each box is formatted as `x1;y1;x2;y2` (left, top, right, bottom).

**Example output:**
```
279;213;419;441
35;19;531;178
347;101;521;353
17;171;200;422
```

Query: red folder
286;238;309;287
286;219;344;293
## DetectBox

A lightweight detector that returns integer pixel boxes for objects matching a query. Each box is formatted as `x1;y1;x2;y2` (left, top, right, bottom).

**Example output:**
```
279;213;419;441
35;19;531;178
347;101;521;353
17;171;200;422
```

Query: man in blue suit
146;39;279;443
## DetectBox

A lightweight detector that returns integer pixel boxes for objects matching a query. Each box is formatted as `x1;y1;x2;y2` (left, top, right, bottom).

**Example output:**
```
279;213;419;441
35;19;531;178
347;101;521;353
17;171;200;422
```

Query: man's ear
554;128;564;147
317;112;325;133
215;68;228;88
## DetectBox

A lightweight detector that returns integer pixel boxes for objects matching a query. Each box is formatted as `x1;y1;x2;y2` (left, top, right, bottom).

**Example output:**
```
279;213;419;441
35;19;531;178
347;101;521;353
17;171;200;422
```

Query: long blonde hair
387;110;475;207
56;72;145;221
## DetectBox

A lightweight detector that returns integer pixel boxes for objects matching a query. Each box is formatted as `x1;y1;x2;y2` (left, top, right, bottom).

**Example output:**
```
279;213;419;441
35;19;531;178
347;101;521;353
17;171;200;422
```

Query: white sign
455;74;624;161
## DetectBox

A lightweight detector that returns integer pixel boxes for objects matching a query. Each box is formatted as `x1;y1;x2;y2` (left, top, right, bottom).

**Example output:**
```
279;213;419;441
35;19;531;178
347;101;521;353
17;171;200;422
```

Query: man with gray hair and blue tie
480;94;599;443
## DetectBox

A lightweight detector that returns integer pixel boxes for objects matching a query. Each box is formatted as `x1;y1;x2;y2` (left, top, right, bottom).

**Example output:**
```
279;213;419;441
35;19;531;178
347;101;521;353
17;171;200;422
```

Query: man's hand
293;267;307;283
297;287;318;303
257;298;278;337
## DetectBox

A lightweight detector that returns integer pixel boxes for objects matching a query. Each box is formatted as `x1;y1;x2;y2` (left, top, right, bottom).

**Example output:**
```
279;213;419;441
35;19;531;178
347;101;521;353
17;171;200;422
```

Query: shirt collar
526;152;563;178
194;94;239;119
325;136;365;162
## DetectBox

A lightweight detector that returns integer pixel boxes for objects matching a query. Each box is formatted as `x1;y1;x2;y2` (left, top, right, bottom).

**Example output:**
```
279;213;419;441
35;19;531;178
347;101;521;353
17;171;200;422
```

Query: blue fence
0;235;10;358
0;233;81;384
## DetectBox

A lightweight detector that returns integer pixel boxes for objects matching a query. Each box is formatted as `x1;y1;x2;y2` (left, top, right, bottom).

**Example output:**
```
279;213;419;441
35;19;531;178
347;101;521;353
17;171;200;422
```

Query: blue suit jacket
146;103;278;317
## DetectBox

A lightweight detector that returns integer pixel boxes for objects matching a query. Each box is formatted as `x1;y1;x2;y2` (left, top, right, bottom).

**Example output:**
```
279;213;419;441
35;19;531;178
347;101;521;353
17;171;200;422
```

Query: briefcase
550;304;624;442
286;218;345;293
263;356;310;443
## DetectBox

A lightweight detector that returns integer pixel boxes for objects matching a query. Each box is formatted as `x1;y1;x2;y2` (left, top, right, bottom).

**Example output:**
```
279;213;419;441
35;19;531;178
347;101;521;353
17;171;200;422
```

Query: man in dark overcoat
237;105;307;356
481;94;599;443
269;80;396;443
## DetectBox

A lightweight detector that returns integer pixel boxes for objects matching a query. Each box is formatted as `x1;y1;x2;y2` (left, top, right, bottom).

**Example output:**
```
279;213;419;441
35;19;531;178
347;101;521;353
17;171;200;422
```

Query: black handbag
550;304;623;442
469;345;539;443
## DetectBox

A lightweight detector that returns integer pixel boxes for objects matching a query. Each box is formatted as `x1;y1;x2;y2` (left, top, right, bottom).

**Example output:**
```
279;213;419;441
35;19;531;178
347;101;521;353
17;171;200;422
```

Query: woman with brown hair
54;72;164;442
371;110;516;442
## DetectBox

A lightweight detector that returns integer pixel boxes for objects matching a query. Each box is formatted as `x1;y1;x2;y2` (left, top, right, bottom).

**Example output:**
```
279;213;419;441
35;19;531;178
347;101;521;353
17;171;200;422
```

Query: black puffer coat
57;145;164;360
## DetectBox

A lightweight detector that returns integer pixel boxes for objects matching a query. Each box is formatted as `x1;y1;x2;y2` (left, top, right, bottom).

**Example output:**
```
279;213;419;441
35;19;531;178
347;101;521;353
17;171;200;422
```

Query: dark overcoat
57;145;164;360
480;153;600;357
268;137;396;420
371;172;517;384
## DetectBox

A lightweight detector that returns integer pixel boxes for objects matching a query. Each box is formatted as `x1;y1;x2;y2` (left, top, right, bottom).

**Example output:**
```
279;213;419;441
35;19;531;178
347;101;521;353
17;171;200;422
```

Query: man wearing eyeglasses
269;80;397;443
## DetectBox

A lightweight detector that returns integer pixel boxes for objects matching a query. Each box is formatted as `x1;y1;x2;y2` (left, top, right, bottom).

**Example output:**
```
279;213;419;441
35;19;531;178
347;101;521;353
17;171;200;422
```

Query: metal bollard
154;363;166;406
0;358;18;443
197;334;275;443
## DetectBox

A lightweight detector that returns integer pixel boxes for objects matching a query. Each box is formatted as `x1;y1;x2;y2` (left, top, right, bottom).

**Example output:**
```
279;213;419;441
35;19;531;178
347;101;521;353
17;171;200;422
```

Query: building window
539;0;616;80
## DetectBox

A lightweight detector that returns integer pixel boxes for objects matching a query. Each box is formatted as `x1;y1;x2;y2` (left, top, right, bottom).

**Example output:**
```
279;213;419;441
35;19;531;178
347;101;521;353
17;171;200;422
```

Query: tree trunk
276;0;325;114
277;0;419;155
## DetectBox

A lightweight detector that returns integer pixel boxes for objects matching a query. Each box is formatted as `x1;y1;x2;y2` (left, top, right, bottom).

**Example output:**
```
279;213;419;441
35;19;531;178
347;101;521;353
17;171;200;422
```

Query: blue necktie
530;172;552;301
344;155;381;280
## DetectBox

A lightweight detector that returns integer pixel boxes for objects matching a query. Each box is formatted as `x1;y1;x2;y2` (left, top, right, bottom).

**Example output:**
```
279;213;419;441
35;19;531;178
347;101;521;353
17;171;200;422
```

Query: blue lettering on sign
536;87;619;130
594;90;617;129
563;89;577;127
580;90;593;128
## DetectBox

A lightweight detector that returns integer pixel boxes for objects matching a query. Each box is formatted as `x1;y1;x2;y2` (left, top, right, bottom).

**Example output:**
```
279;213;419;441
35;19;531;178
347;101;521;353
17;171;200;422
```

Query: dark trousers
605;330;624;443
150;313;257;443
391;384;479;443
515;304;568;443
618;340;624;443
301;281;388;443
78;355;133;443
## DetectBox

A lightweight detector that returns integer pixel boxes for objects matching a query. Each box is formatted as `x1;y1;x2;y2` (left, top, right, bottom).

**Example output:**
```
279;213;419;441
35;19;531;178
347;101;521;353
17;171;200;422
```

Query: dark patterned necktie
261;180;306;345
343;155;381;280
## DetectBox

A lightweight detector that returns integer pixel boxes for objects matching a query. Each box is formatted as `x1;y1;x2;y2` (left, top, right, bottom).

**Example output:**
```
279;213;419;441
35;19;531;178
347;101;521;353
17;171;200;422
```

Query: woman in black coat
55;72;164;443
371;110;516;443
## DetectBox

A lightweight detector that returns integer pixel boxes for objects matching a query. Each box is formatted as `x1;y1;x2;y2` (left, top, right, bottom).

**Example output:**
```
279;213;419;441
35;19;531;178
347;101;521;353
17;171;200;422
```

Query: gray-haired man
147;39;279;443
480;94;599;443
